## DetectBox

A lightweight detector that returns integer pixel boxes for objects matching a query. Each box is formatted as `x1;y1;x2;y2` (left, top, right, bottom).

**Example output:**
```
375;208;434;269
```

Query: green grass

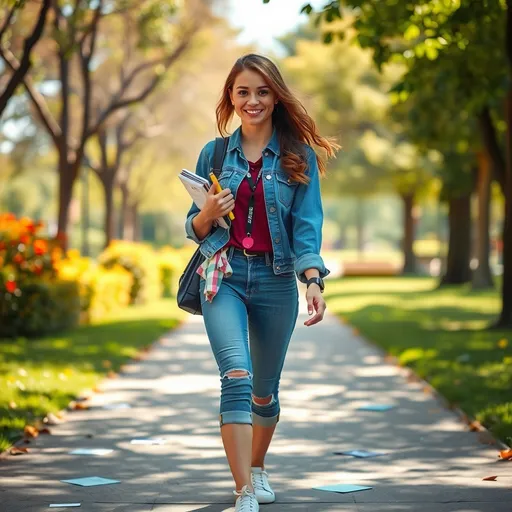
325;277;512;445
0;299;185;452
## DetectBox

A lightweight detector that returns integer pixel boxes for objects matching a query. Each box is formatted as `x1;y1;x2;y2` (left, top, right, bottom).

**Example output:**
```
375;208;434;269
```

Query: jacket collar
227;126;281;157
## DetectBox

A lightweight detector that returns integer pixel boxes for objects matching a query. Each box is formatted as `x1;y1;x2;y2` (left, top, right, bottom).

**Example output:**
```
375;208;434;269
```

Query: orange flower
5;280;16;293
19;234;30;245
33;239;48;256
13;253;24;264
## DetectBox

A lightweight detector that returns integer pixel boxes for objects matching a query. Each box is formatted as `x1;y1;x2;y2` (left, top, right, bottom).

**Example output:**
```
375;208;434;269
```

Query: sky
225;0;324;55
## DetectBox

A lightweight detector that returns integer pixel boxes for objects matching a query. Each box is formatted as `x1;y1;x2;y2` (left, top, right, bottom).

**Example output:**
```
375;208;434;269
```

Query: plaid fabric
197;248;233;303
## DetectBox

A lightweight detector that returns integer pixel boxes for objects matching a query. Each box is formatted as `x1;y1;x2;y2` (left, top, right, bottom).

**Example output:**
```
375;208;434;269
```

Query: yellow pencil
209;172;235;221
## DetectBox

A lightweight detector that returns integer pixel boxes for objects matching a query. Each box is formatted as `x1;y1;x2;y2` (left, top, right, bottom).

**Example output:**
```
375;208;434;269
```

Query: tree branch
0;46;61;143
89;27;197;137
0;0;52;117
0;0;22;43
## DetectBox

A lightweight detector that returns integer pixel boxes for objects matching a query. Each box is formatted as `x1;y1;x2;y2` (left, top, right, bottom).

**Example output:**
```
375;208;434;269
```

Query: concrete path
1;294;511;511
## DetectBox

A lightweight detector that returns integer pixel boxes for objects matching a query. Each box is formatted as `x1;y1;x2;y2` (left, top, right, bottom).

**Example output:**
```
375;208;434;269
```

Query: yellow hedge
55;250;133;323
98;241;161;305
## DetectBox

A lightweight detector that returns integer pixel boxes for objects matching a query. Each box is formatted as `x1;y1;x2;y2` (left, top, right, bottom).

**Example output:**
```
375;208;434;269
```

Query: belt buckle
243;249;256;257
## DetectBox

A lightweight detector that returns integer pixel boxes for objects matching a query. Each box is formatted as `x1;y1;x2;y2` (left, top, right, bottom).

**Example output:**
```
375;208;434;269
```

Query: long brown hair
216;54;339;184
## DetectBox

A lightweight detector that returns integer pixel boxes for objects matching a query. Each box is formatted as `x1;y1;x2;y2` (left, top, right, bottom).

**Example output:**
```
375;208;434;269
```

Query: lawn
324;277;512;445
0;299;185;452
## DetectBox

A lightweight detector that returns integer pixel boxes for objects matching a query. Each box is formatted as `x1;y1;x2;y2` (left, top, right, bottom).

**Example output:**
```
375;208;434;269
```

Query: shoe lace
235;486;257;511
252;470;270;491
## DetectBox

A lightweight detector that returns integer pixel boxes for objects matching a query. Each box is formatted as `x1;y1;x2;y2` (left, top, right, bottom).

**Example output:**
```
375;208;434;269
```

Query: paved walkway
1;294;511;511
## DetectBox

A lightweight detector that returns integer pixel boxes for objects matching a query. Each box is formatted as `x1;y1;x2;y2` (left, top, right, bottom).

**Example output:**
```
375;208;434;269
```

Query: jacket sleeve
291;146;330;283
184;142;214;244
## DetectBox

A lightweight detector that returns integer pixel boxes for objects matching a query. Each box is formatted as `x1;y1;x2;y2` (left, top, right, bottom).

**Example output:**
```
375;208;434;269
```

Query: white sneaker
234;484;259;512
251;467;276;504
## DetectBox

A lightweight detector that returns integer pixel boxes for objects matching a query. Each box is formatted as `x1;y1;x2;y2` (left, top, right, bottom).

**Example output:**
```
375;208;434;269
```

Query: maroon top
226;157;273;253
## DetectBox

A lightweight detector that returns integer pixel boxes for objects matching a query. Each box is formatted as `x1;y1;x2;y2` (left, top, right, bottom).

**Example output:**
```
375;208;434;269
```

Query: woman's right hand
202;185;235;221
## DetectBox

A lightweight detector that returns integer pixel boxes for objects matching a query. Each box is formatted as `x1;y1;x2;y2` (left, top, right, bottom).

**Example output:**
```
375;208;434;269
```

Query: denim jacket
184;127;330;283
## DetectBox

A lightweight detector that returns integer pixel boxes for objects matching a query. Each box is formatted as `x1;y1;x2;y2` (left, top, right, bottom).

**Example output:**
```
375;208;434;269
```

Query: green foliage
0;280;80;338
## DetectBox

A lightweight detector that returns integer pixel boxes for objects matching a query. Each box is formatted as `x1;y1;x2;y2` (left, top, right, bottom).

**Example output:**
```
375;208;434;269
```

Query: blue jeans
200;247;299;427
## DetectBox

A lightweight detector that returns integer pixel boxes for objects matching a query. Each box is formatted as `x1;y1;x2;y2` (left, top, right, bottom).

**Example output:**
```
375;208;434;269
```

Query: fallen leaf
423;386;432;394
499;449;512;460
92;386;104;394
10;447;29;455
352;328;360;335
73;402;89;410
142;345;151;353
107;371;117;379
38;427;51;435
102;360;112;368
22;439;31;444
469;421;482;432
24;425;39;438
483;475;497;481
8;401;17;409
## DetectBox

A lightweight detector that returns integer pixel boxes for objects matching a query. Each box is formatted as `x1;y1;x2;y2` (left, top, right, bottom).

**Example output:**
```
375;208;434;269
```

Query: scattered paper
69;449;113;456
314;484;372;494
334;450;384;458
130;438;166;445
357;404;394;412
61;477;120;487
102;403;131;410
49;504;81;508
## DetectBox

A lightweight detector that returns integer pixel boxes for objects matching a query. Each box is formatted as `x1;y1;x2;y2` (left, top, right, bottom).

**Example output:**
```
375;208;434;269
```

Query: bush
98;241;161;305
55;250;133;323
158;246;187;297
0;280;80;338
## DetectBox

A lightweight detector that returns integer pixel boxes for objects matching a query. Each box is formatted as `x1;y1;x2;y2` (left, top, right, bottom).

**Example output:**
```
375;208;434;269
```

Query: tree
283;0;511;322
1;0;205;246
0;0;51;117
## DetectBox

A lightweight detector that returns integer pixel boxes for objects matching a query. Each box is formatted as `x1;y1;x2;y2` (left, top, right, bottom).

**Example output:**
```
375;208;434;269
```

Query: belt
233;247;273;258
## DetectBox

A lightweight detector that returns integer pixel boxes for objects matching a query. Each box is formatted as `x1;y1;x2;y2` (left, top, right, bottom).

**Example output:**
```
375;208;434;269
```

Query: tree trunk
497;88;512;326
401;193;417;274
96;171;116;247
133;204;141;241
472;152;494;290
356;196;364;256
56;159;78;248
439;193;472;286
119;182;131;240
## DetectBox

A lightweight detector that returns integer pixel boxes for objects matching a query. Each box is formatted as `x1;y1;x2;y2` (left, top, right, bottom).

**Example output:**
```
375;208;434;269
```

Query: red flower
13;253;24;264
33;239;48;256
19;234;30;245
5;280;16;293
0;241;5;251
33;263;43;275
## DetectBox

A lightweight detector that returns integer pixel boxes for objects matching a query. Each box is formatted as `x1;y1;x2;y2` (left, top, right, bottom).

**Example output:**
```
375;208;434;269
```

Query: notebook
179;169;229;229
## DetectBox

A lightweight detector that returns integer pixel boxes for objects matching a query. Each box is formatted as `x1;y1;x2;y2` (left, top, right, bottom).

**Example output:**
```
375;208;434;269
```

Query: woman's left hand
304;285;326;327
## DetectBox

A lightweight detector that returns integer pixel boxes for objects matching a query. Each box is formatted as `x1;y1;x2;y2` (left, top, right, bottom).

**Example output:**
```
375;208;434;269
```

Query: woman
185;54;338;511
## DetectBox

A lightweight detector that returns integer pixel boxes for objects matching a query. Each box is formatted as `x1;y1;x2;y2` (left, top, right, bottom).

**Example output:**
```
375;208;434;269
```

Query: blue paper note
49;505;81;509
334;450;384;458
69;449;113;456
357;404;394;412
61;477;120;487
130;438;166;445
314;484;372;494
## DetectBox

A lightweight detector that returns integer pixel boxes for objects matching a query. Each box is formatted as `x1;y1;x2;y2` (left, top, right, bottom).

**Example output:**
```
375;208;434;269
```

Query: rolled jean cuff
253;412;280;427
220;411;253;426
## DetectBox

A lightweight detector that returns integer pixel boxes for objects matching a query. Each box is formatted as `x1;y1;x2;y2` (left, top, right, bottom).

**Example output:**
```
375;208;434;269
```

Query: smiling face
229;69;277;129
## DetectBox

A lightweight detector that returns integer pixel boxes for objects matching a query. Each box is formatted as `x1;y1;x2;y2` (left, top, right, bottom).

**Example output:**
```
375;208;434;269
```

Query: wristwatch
306;276;324;293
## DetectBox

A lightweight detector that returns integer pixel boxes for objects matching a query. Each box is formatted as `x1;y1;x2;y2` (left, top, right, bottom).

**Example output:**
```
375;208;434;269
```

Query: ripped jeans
200;247;299;427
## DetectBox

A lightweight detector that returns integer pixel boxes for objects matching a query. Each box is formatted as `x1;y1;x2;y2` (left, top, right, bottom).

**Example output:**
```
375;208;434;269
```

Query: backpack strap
211;137;229;177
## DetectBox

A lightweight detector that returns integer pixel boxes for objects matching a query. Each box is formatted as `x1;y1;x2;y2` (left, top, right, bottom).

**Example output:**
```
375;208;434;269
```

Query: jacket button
270;206;276;213
266;174;272;180
264;151;269;156
276;266;280;270
274;237;280;243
